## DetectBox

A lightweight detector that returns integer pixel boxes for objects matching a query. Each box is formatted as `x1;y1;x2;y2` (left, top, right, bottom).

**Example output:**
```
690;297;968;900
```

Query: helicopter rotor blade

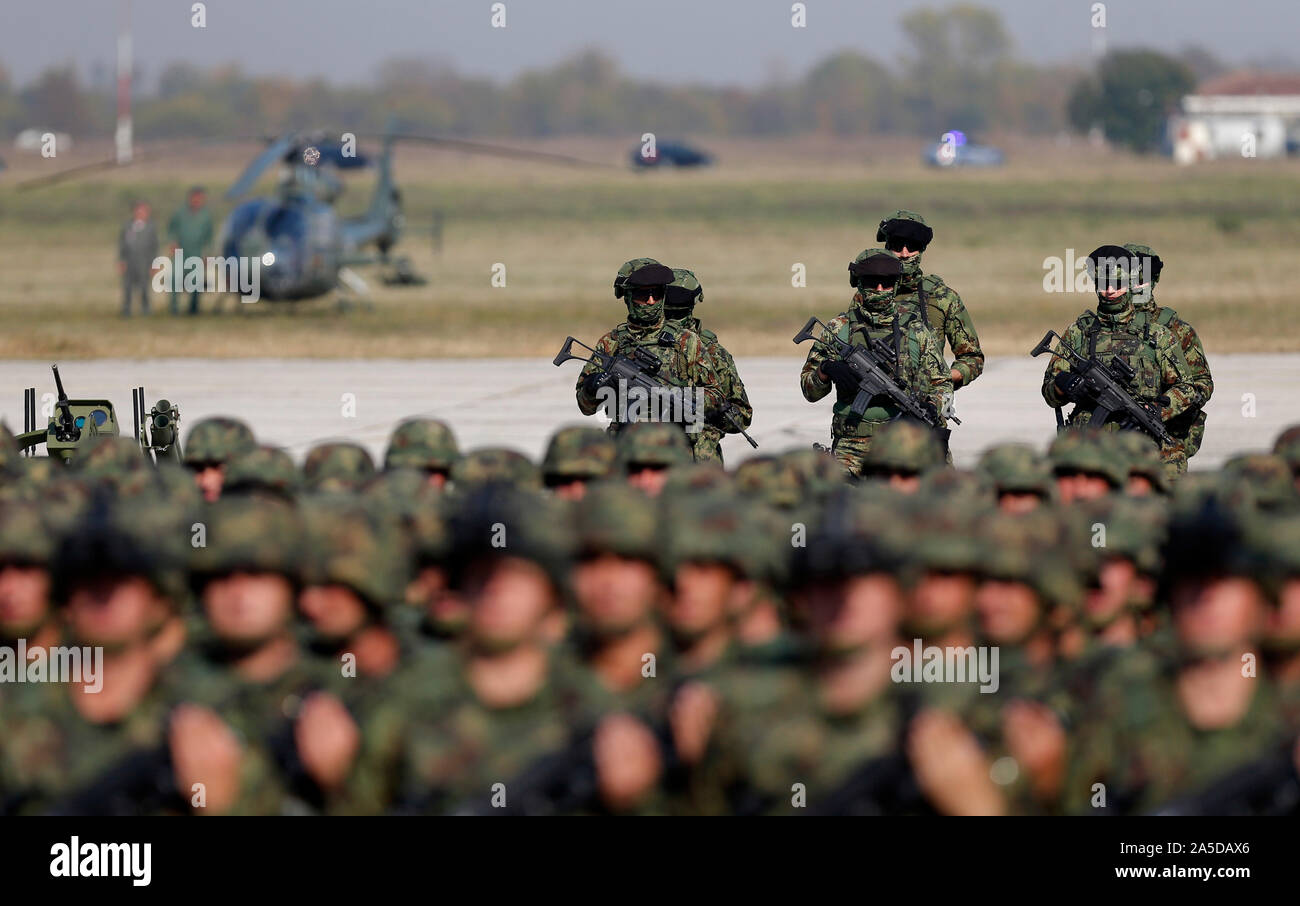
384;133;615;169
225;134;299;200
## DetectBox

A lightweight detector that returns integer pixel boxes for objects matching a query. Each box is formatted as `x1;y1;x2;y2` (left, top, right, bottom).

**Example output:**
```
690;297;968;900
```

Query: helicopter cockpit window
266;207;306;240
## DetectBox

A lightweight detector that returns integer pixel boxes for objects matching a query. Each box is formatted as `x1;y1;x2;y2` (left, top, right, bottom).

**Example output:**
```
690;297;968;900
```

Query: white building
1169;72;1300;163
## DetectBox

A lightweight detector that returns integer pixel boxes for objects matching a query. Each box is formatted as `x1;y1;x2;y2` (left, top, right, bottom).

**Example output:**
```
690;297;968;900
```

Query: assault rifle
793;315;951;445
554;335;758;447
1031;329;1173;446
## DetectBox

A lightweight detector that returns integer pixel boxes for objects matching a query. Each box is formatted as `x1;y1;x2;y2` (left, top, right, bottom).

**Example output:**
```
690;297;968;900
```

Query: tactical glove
821;360;858;393
1053;371;1086;402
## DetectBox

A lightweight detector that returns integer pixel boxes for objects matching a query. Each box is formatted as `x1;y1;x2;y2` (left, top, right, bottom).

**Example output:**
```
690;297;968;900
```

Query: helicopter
16;122;611;307
16;364;182;465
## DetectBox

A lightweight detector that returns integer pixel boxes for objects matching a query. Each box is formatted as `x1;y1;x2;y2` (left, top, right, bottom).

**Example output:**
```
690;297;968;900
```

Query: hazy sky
4;0;1298;87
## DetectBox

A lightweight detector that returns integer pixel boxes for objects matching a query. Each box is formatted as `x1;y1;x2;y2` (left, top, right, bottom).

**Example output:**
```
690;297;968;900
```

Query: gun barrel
51;364;69;402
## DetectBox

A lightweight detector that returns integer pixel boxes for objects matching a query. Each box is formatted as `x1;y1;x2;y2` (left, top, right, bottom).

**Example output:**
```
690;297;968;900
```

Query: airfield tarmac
0;356;1295;470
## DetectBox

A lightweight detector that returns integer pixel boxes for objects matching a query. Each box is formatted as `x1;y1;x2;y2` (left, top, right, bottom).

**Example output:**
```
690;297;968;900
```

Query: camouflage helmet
917;467;996;508
660;487;747;576
222;445;300;499
780;446;849;500
661;462;733;495
446;484;573;589
541;425;616;483
183;417;256;466
1271;424;1300;476
734;455;801;509
52;493;189;608
302;441;377;493
191;494;304;581
384;418;460;472
613;257;662;300
848;247;902;289
1221;453;1300;513
1112;430;1169;493
72;435;151;484
1048;428;1126;489
978;443;1054;497
574;481;660;561
615;422;692;471
298;496;411;612
451;447;541;490
875;209;933;248
665;267;703;316
907;496;985;576
1121;242;1163;285
1086;244;1142;291
1076;494;1167;577
790;486;903;582
861;419;944;476
0;499;54;567
977;509;1081;611
0;422;22;481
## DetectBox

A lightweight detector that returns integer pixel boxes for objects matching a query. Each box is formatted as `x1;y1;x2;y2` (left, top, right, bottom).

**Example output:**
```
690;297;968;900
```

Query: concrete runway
0;356;1295;469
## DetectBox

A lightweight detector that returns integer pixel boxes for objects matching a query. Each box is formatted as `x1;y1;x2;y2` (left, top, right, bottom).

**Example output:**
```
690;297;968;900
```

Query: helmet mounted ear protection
848;254;903;288
876;217;933;249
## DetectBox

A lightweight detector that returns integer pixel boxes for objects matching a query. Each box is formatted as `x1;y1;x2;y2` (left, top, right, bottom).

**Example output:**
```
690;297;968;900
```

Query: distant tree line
0;4;1238;152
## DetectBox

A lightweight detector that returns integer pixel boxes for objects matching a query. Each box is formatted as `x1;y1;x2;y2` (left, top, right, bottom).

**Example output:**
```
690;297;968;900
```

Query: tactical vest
830;307;920;437
1075;309;1163;406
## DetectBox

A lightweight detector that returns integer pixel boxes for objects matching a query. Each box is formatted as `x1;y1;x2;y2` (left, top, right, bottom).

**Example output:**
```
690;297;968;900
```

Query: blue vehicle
921;132;1004;168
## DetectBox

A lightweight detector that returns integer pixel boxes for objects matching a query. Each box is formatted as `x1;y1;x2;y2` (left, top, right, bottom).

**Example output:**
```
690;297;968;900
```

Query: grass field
2;135;1298;359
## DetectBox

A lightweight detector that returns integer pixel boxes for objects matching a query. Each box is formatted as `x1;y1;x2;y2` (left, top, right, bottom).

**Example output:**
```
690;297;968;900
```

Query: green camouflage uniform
879;211;985;388
665;267;753;465
1124;243;1213;459
1041;251;1198;476
575;260;726;462
799;249;952;476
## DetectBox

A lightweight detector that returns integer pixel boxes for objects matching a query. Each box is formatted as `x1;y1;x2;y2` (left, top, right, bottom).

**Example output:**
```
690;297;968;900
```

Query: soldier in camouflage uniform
0;498;197;815
1112;429;1169;496
665;267;753;465
1273;424;1300;491
1064;500;1284;814
799;249;952;476
395;485;664;814
221;445;300;500
978;443;1055;513
878;210;984;391
1221;453;1300;514
575;261;726;461
302;441;376;494
694;489;920;815
615;421;693;497
1041;245;1197;477
540;425;616;500
859;418;946;493
0;502;58;657
183;416;257;503
1048;427;1126;505
383;418;460;490
1124;243;1213;460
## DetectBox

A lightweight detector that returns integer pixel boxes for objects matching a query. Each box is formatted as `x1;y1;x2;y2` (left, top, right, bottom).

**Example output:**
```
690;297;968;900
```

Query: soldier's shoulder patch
1155;305;1180;327
698;326;720;344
